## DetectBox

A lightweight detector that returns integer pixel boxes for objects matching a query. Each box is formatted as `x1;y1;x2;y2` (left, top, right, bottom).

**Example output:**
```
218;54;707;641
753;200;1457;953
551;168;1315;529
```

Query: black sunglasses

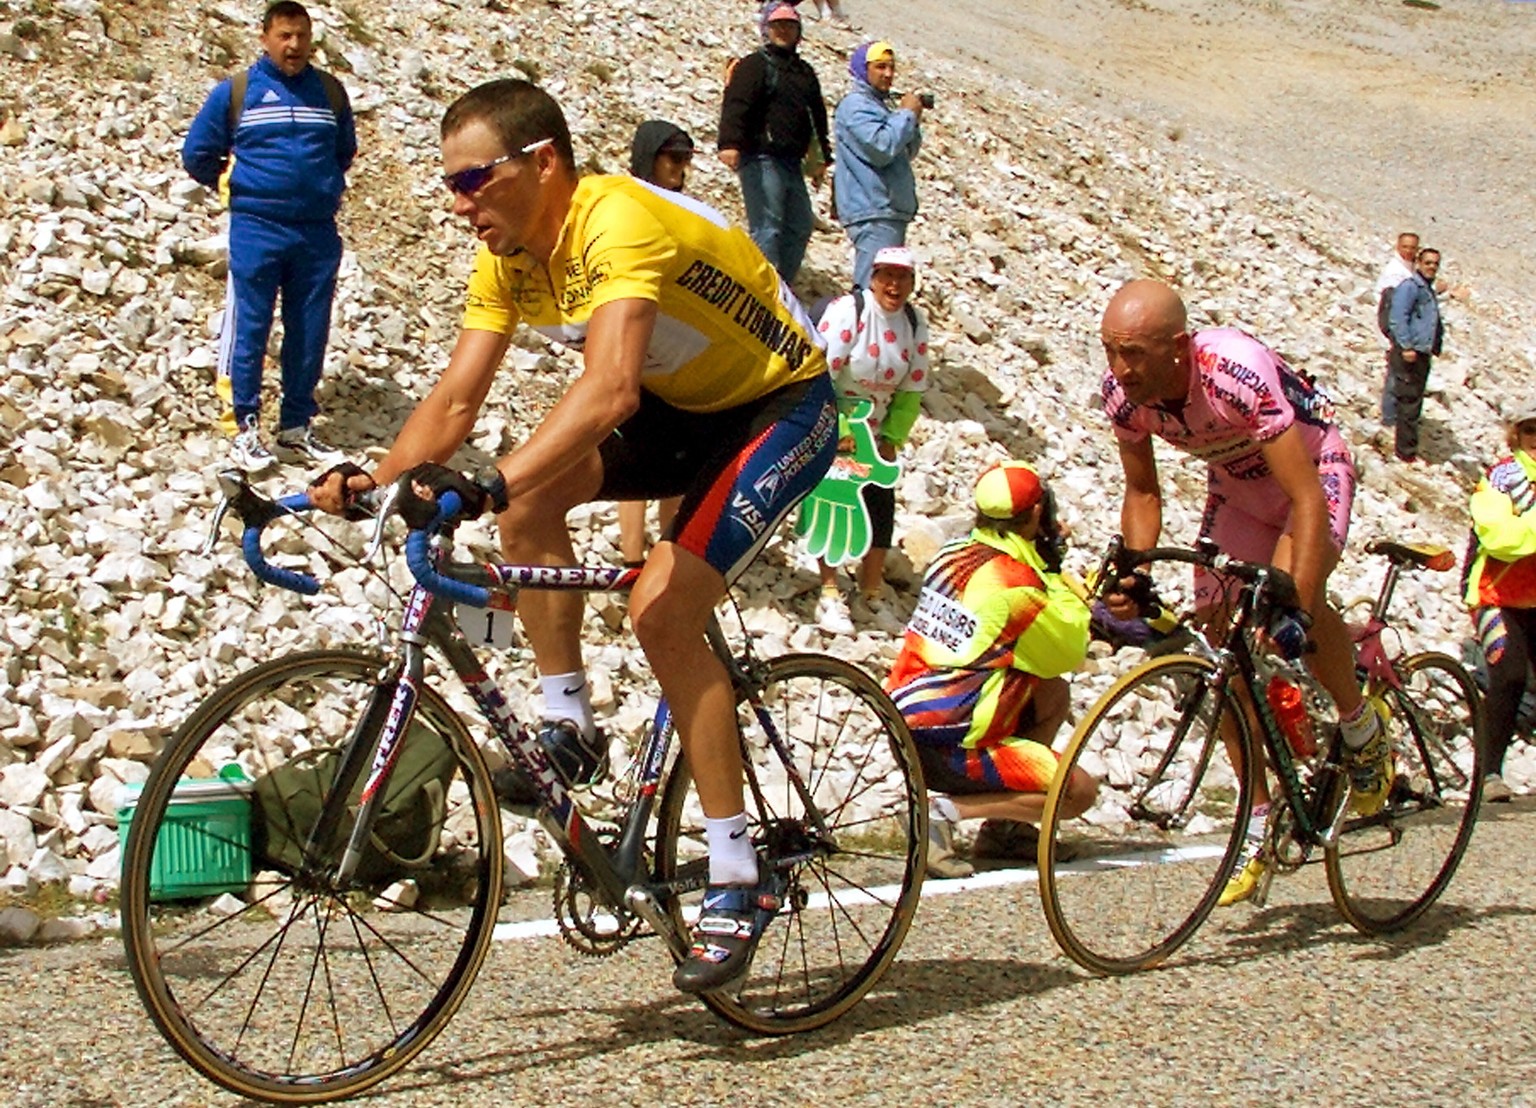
443;137;553;196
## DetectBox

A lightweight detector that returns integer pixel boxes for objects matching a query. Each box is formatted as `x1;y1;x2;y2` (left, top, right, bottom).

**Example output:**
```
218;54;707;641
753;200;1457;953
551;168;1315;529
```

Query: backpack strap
226;68;249;134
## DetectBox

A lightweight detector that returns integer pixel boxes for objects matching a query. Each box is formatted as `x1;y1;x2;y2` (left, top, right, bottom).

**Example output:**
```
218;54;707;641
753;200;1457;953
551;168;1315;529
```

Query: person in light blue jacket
1386;247;1445;463
832;40;926;289
182;1;356;471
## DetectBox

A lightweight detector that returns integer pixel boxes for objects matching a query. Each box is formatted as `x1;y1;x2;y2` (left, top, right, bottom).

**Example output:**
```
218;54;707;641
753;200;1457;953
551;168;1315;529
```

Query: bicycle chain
551;827;645;958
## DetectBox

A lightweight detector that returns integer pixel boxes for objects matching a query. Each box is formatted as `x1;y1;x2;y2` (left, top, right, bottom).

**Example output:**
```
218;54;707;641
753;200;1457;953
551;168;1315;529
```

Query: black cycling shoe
492;721;608;808
672;868;784;994
538;719;608;787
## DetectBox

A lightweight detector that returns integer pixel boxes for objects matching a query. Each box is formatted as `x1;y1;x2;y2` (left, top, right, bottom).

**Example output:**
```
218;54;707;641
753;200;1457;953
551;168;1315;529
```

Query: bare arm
493;297;654;500
1116;435;1163;550
1257;425;1332;613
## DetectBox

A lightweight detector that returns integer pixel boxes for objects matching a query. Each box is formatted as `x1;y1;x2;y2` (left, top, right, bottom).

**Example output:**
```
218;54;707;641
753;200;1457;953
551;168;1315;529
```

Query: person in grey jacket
1387;248;1445;463
833;40;925;289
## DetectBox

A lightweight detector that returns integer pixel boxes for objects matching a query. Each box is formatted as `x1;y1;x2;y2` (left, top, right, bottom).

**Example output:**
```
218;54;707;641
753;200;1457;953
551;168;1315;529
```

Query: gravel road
4;801;1535;1108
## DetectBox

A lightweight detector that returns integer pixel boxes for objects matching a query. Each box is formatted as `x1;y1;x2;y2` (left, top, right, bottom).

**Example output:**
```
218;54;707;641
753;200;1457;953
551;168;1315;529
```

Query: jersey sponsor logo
909;587;978;653
674;259;816;371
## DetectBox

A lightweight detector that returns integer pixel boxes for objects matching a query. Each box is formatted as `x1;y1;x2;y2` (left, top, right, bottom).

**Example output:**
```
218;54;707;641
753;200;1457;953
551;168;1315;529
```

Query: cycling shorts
1193;441;1356;609
905;686;1059;797
597;373;837;582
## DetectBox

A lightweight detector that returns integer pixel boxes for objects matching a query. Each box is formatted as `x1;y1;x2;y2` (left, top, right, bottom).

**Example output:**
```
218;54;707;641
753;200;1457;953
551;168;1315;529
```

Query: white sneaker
1483;773;1515;804
815;589;854;635
926;799;973;880
274;423;344;464
230;417;275;473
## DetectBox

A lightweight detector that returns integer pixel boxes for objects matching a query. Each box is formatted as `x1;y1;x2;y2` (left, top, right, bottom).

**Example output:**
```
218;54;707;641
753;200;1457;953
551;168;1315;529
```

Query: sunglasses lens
445;164;491;196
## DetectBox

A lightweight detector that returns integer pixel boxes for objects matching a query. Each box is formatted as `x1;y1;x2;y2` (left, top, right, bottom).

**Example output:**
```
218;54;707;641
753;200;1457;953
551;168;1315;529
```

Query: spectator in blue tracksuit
833;40;925;290
181;0;356;470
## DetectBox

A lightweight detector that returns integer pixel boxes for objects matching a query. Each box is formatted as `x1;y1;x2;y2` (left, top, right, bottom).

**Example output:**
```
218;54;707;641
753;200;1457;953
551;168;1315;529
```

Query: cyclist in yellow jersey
312;79;837;993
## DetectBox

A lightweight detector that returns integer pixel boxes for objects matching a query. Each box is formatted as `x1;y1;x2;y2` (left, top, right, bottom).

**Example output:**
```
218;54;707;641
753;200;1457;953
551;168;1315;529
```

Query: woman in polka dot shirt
813;245;934;631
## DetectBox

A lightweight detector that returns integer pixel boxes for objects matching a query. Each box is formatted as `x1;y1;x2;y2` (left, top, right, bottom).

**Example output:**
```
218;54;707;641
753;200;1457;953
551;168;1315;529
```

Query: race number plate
456;591;517;649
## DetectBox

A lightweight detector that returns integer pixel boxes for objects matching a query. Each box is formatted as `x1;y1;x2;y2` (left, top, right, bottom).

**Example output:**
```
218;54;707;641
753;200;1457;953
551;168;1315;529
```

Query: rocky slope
0;0;1531;928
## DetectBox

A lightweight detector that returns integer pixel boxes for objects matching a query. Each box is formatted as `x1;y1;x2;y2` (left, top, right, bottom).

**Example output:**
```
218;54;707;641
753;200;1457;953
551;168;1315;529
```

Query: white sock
540;670;595;741
1339;699;1378;752
705;813;759;886
930;795;962;825
1246;802;1270;842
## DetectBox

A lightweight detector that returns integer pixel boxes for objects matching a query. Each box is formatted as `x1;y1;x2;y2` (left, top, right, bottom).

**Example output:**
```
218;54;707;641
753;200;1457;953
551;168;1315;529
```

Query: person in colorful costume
1463;398;1536;804
886;460;1096;878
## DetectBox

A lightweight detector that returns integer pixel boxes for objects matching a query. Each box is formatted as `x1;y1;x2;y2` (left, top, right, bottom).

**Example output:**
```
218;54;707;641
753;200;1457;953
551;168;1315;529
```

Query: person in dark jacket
1387;247;1445;463
718;2;831;282
628;120;694;193
619;121;693;565
182;1;356;471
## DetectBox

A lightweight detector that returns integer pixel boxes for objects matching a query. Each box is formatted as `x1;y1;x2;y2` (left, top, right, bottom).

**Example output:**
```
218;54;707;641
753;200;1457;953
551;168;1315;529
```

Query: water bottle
1266;676;1318;758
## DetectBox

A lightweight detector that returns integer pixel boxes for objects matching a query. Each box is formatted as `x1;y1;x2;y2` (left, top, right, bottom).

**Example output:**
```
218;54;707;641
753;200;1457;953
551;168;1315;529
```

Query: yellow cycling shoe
1217;848;1268;907
1346;728;1395;817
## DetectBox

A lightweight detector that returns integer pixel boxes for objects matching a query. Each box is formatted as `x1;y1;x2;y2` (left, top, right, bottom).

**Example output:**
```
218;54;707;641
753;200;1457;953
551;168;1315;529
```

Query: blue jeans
846;218;908;289
218;212;342;430
737;155;814;282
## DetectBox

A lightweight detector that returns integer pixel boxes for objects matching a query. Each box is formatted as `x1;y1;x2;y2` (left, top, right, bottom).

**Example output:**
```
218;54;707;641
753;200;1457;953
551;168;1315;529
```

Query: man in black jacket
718;3;831;282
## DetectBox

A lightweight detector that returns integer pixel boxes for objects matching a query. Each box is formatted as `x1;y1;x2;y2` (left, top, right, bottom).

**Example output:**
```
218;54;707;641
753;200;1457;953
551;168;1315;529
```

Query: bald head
1102;279;1187;341
1100;279;1192;405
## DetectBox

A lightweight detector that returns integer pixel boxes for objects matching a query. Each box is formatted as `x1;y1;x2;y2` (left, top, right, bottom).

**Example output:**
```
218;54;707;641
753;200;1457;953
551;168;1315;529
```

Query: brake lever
202;469;246;556
362;483;400;562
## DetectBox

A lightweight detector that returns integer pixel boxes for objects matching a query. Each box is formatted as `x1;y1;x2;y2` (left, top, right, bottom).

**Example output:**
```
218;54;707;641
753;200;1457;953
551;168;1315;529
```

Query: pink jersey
1101;327;1343;481
1101;329;1356;607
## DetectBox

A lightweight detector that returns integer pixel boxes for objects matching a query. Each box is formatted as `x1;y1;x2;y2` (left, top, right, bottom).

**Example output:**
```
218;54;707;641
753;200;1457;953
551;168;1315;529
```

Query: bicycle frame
290;515;831;957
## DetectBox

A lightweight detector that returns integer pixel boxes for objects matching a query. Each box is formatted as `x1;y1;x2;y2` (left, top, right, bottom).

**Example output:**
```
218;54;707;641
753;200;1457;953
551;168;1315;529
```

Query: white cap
871;246;916;272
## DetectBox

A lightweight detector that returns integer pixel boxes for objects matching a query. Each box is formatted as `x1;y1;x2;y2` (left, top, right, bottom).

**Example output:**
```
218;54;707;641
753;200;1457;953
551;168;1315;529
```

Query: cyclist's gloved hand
1104;569;1159;621
397;463;490;531
1268;608;1314;661
308;461;375;521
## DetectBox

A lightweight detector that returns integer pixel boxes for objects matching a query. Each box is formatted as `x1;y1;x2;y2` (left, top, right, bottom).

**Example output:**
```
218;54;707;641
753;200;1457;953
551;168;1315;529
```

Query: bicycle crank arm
624;885;688;959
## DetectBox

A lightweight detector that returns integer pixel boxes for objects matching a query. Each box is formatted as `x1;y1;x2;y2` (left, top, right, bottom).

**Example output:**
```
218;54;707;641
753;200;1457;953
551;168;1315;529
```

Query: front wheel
1326;651;1483;934
120;650;504;1103
654;653;925;1034
1038;653;1253;975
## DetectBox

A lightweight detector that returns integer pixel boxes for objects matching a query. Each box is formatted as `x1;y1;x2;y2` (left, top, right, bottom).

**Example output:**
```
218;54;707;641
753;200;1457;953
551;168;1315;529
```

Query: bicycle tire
1038;653;1253;975
1326;651;1483;934
120;650;504;1103
653;653;924;1034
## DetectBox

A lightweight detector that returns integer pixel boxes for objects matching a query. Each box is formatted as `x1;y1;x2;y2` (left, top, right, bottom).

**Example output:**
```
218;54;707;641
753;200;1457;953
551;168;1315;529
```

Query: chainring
551;829;644;957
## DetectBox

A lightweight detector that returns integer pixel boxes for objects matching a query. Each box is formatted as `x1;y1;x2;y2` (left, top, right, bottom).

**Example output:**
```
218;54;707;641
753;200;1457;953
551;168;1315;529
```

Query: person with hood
1463;398;1536;805
182;0;356;471
718;2;832;282
885;460;1096;879
833;40;925;290
618;121;694;566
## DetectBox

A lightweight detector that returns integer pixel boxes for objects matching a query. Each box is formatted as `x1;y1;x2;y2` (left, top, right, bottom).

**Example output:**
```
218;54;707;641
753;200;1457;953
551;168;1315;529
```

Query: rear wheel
120;650;503;1103
654;653;924;1033
1326;651;1483;933
1039;653;1252;975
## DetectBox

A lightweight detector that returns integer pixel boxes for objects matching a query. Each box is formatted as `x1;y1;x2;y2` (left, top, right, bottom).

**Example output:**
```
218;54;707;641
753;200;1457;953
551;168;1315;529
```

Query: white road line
492;842;1225;943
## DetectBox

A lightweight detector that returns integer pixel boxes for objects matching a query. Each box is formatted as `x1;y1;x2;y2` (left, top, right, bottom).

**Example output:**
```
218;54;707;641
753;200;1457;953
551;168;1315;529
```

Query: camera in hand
919;92;935;109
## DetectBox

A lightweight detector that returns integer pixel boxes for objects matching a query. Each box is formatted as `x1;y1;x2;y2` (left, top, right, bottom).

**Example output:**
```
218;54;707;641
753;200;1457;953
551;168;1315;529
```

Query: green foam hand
796;398;901;567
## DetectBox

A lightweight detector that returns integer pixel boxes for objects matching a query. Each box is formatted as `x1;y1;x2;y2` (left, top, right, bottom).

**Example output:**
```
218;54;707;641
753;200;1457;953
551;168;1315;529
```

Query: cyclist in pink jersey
1098;279;1389;906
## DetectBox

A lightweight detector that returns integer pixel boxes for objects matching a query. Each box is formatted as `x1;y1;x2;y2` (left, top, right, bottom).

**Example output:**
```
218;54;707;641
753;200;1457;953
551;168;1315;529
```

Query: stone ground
892;0;1536;295
2;802;1534;1107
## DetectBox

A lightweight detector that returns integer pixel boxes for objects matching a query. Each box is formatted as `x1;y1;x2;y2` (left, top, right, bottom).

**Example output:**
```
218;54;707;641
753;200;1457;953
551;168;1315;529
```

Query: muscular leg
628;541;741;819
494;451;605;675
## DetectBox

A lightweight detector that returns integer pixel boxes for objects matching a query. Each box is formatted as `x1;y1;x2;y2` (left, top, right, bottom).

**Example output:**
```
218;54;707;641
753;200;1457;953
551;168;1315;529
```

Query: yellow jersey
462;175;828;412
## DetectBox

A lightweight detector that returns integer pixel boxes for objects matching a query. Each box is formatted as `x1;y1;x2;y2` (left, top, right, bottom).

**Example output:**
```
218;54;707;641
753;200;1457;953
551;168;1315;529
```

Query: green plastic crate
118;777;253;901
